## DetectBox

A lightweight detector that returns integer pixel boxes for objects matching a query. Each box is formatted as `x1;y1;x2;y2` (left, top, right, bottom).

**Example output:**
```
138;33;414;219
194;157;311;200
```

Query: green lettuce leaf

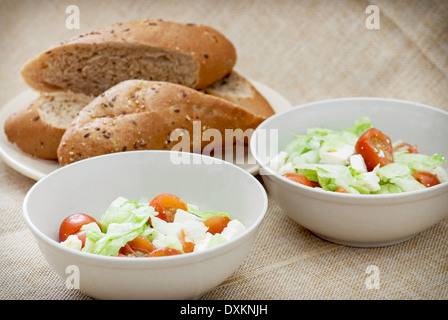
82;198;155;256
343;116;372;137
284;134;320;155
99;197;144;231
376;163;426;192
372;183;403;194
394;152;446;173
187;204;229;220
294;164;359;193
377;163;412;181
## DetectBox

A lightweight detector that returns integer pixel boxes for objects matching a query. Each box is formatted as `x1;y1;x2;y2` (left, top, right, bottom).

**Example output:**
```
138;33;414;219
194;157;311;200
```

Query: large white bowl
250;97;448;247
23;151;268;299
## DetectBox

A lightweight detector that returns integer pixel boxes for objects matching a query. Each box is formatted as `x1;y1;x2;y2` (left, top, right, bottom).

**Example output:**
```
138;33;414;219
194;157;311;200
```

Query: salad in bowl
59;193;245;257
269;117;446;194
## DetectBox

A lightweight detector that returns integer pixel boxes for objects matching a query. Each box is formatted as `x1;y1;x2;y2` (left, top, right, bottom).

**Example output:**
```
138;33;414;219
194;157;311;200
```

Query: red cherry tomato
204;215;231;235
119;235;156;257
394;142;419;154
310;181;321;188
150;193;188;222
282;173;314;187
413;171;441;187
74;230;87;248
147;248;183;257
128;235;156;253
180;229;195;253
355;128;394;171
335;186;348;193
59;213;101;243
119;243;137;257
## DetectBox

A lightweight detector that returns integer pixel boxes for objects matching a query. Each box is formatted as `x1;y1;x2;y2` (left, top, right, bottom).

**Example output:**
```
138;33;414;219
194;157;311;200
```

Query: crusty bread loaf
57;80;265;166
4;91;93;160
203;71;275;118
21;19;236;96
4;71;272;161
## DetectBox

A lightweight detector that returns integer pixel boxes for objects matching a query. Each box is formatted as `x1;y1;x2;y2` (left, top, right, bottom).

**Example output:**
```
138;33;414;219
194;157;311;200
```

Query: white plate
0;80;291;180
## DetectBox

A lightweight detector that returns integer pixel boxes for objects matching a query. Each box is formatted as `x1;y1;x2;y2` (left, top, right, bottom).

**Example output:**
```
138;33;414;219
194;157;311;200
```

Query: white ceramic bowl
23;151;268;299
250;97;448;247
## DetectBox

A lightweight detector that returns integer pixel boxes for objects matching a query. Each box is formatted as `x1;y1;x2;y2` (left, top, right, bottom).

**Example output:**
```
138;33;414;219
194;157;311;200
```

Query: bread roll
57;80;265;166
203;71;275;118
4;91;93;159
21;19;236;96
4;71;272;160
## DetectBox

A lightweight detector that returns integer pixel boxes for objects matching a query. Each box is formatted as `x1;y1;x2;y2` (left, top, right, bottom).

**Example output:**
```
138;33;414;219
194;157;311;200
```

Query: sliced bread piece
203;71;275;118
20;19;237;96
4;91;93;159
57;80;265;166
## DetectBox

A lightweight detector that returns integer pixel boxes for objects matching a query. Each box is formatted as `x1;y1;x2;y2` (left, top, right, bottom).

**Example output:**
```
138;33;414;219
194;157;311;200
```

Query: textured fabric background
0;0;447;300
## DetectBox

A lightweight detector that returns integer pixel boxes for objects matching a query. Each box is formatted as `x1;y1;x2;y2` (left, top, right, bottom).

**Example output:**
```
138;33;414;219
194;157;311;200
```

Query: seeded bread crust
4;91;93;160
57;80;265;166
21;19;237;96
203;71;275;118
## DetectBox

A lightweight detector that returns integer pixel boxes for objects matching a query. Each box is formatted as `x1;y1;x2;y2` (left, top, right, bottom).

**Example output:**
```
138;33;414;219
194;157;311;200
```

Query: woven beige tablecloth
1;0;447;300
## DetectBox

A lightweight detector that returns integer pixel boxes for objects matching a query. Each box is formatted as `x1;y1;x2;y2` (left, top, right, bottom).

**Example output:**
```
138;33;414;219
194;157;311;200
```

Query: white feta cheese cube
221;220;246;241
181;220;208;243
277;162;296;175
151;217;181;237
193;233;213;253
60;235;82;251
350;154;367;173
269;151;288;171
174;209;205;223
319;145;355;165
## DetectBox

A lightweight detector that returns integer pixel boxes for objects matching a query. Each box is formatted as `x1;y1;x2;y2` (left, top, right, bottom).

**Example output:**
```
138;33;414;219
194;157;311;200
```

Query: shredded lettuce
98;197;150;231
82;200;155;256
344;116;372;137
187;204;230;220
372;183;403;194
152;234;183;252
394;152;446;173
377;163;412;181
375;163;425;193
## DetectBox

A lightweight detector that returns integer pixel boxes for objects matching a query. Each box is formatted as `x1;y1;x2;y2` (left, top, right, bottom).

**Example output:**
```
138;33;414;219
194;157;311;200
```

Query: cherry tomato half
355;128;394;171
204;215;231;235
119;235;156;257
413;171;441;188
147;248;183;257
282;173;314;187
180;229;195;253
118;243;137;257
59;213;101;243
128;235;156;253
149;193;188;223
394;142;419;154
335;186;348;193
74;230;87;248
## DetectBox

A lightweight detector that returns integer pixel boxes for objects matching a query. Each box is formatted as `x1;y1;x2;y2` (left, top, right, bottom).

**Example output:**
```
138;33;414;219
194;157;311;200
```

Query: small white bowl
250;97;448;247
23;151;267;299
